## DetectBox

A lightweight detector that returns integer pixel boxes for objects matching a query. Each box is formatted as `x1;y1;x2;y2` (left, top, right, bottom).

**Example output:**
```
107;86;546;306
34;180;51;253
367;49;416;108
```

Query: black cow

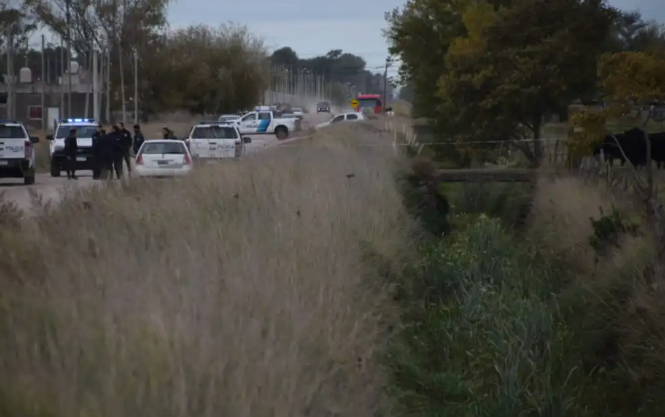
593;128;649;168
650;131;665;169
593;133;626;167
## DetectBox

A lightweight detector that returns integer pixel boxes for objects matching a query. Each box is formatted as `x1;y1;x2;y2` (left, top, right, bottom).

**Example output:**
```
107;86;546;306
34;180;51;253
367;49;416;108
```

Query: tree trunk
119;44;126;125
84;50;92;118
532;117;543;168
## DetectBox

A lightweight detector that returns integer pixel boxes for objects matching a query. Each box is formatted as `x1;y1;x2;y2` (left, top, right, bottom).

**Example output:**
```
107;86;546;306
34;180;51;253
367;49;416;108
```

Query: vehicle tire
275;126;289;140
24;170;35;185
50;159;60;177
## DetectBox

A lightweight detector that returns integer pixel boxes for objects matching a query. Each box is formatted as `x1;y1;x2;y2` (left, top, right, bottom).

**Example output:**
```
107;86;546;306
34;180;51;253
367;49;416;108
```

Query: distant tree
270;47;299;68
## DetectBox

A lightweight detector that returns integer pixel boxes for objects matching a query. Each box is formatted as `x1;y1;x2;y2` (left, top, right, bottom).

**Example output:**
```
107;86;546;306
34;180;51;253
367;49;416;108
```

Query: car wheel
275;126;289;140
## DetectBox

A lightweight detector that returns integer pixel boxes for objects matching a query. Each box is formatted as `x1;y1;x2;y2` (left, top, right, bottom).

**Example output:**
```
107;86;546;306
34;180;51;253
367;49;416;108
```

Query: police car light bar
61;118;95;123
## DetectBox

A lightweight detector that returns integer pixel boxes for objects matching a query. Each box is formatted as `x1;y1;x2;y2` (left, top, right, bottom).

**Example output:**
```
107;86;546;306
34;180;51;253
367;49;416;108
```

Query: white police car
0;120;39;185
47;118;98;177
185;121;250;159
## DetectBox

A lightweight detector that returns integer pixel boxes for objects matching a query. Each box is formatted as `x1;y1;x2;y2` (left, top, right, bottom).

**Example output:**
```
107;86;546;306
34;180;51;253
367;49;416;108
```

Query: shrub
388;217;579;416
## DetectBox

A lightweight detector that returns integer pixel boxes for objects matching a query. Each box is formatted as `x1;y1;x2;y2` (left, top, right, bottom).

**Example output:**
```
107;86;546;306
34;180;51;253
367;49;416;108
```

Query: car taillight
136;154;143;165
24;141;31;158
235;140;242;146
184;153;191;164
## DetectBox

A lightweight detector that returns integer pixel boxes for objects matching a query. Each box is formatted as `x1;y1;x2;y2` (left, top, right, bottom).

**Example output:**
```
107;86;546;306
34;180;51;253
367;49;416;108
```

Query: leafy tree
384;0;466;119
606;10;665;53
437;0;615;166
159;24;269;115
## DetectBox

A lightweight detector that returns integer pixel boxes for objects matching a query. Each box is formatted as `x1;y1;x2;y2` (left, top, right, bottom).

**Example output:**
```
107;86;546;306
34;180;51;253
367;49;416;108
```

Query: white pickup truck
236;111;297;140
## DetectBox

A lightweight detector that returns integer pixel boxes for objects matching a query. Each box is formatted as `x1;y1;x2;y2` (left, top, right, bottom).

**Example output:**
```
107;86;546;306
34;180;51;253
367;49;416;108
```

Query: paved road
0;113;331;211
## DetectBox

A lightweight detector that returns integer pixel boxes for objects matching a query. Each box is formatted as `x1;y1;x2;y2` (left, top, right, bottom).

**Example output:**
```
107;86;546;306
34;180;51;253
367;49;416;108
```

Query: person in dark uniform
64;128;78;180
162;127;177;140
98;129;115;180
118;122;133;174
133;124;145;154
109;124;124;179
91;124;103;179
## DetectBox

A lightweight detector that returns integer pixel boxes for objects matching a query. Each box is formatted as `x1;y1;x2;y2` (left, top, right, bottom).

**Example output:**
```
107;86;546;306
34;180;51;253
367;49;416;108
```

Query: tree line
385;0;665;166
0;0;375;116
269;47;390;104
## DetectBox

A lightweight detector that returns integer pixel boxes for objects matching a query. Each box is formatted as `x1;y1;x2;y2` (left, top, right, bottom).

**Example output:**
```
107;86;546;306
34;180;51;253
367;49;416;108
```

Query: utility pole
105;49;110;123
41;35;45;131
5;25;11;120
60;38;64;117
92;43;99;121
383;57;391;112
66;0;72;118
133;48;138;124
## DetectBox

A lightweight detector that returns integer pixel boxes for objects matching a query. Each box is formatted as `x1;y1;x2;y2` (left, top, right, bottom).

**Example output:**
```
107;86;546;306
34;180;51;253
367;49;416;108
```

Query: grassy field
0;122;416;416
4;116;665;416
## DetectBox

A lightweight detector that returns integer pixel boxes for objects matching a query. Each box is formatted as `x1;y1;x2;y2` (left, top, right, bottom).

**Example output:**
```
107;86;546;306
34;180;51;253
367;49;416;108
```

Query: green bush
388;217;580;416
443;183;533;229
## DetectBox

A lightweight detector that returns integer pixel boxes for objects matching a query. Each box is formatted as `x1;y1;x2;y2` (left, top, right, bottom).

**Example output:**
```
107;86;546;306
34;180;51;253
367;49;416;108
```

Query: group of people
63;123;178;180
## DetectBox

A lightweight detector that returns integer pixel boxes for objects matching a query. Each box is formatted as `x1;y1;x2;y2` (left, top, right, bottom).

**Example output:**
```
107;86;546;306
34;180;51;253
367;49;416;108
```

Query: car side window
242;113;257;122
258;112;271;120
346;114;358;120
331;115;344;123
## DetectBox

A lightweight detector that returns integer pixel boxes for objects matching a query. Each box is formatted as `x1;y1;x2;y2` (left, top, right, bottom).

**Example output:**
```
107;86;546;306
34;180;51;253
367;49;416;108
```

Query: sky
169;0;663;74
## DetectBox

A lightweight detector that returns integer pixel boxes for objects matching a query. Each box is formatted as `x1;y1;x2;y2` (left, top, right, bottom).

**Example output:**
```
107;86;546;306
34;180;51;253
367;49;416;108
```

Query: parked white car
0;120;39;184
236;110;297;139
185;121;250;159
315;112;365;130
135;140;193;177
218;114;240;123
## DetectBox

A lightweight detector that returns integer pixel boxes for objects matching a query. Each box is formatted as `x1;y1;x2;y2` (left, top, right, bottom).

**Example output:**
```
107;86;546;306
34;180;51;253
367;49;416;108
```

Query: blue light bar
60;118;95;123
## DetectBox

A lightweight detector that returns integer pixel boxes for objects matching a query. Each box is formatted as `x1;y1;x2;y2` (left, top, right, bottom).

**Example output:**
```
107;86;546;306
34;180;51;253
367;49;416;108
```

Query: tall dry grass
0;123;416;416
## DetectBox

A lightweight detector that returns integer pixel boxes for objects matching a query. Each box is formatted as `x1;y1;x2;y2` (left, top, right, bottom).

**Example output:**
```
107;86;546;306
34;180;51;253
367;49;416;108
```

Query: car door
257;112;272;133
188;126;212;157
209;125;238;158
238;112;259;134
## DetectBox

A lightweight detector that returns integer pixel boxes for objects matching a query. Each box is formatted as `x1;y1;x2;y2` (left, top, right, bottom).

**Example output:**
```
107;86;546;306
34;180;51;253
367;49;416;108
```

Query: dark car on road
316;101;331;113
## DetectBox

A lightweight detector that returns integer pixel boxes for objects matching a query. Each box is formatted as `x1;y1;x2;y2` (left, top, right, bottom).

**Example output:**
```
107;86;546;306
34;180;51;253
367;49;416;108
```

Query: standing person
109;124;124;179
118;122;133;174
64;128;78;180
98;129;115;180
133;124;145;154
162;127;177;140
91;124;103;179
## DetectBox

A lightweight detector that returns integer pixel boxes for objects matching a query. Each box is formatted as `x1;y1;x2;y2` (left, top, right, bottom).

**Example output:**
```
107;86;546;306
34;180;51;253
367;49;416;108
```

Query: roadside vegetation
383;0;665;415
0;122;416;416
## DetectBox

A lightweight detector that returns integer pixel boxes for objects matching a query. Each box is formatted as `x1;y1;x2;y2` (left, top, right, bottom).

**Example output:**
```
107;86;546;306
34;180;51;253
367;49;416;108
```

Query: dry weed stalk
0;123;416;416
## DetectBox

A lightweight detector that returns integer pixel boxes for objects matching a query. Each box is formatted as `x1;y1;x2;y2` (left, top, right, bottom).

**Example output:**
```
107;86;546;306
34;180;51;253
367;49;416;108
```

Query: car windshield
0;125;27;138
317;102;329;107
357;98;380;108
218;115;237;122
140;142;186;154
292;108;302;112
282;113;296;118
191;126;238;139
56;125;97;138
